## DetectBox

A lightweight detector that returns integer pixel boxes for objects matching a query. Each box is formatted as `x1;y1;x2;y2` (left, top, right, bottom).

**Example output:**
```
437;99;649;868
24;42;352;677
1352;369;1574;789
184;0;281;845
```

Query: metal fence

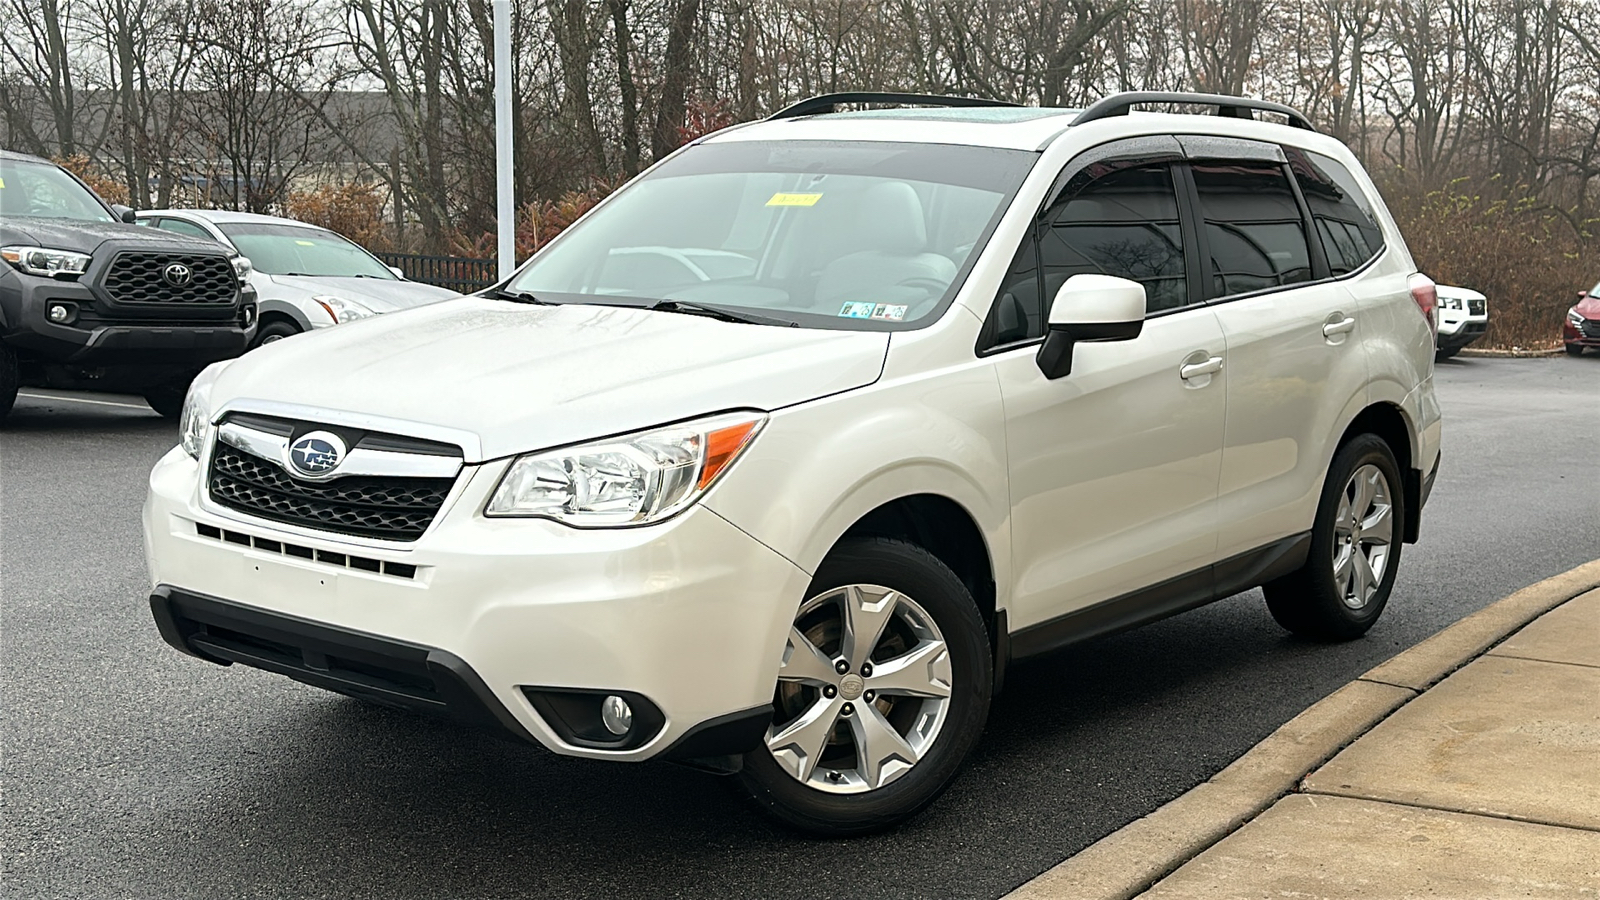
378;252;497;293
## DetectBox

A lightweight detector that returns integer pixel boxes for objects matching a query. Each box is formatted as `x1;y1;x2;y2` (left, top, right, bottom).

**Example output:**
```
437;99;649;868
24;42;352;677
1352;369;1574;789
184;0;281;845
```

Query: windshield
506;140;1036;329
0;157;115;222
218;223;394;279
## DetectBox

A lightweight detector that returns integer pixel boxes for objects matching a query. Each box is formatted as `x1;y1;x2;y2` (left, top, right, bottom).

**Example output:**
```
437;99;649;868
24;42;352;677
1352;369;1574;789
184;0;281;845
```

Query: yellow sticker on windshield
294;239;316;246
0;177;6;188
766;192;822;207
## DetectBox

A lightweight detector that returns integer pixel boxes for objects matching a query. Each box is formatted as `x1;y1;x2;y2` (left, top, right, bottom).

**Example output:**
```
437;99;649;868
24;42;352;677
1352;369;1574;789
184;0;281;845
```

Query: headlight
1441;297;1462;310
179;381;212;459
0;245;92;277
230;255;253;282
486;412;766;526
177;361;232;459
1570;308;1586;326
313;295;376;324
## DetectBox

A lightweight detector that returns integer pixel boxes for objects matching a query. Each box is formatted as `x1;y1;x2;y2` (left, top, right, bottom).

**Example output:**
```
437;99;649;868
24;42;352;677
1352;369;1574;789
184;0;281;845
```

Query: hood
210;297;889;461
0;216;221;255
1576;292;1600;319
264;274;461;312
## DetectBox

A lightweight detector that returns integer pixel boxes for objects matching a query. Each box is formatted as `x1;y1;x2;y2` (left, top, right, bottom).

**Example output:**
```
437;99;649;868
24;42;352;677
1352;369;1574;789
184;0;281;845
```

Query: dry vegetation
5;0;1598;347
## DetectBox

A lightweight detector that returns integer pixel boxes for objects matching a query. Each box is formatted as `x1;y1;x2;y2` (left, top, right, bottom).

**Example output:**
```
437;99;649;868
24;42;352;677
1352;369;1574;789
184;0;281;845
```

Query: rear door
1181;140;1372;563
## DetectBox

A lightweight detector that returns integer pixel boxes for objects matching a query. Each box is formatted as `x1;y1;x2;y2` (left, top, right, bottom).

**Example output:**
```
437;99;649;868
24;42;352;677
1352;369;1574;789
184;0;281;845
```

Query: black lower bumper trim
149;585;536;745
657;705;774;761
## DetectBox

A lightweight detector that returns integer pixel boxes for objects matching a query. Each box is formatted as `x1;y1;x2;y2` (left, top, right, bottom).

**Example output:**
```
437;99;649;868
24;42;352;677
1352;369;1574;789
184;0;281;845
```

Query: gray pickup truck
0;150;256;418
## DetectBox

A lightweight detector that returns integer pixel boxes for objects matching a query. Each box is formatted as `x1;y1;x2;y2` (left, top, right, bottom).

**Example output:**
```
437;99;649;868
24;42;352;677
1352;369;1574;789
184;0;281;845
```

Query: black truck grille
208;444;454;541
103;251;237;305
1468;297;1486;315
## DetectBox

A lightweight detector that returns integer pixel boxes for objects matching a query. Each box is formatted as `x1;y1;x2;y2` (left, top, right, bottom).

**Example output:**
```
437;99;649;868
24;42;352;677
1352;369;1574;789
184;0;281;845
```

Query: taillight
1408;273;1438;334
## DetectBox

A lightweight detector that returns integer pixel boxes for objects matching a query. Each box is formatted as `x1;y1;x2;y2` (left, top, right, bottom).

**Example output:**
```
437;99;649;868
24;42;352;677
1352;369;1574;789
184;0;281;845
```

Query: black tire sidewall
736;537;992;836
251;321;300;349
0;341;17;419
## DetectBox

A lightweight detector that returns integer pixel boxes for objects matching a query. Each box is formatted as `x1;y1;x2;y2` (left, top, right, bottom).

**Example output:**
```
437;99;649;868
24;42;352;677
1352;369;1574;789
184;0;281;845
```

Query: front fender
703;361;1012;611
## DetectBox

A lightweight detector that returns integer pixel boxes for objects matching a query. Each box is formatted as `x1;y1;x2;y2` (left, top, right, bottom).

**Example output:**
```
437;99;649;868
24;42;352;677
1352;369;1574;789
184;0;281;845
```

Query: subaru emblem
162;262;193;286
287;431;346;478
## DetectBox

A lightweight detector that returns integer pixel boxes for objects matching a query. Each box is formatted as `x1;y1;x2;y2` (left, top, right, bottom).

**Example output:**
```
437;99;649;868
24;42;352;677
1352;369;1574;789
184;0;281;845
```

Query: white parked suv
143;92;1442;834
1433;284;1488;359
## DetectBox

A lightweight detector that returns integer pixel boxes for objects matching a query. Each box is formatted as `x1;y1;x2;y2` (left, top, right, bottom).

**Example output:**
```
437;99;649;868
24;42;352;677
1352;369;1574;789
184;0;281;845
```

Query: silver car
135;209;460;348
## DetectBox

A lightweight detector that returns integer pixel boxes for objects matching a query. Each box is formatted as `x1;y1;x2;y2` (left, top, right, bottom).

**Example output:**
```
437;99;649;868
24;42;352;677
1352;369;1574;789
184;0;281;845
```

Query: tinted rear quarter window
1286;149;1385;275
1190;162;1312;298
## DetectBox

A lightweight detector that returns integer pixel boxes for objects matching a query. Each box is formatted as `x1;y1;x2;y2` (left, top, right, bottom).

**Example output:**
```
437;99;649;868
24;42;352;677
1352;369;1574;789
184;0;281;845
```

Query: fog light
600;695;633;736
47;303;71;323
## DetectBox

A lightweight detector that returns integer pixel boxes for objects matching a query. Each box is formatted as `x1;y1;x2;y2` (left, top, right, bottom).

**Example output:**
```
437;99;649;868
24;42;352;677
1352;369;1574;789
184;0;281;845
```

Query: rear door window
156;218;216;241
1285;149;1385;275
1189;162;1313;299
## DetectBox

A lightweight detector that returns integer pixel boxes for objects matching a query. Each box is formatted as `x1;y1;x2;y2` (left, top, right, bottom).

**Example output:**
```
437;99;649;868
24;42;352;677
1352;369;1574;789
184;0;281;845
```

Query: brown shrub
1385;179;1598;349
282;182;390;251
52;154;128;206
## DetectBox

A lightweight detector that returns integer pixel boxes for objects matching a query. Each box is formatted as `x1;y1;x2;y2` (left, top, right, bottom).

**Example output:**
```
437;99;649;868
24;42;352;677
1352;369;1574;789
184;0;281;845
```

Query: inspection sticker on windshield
294;239;316;246
766;192;823;207
838;302;908;321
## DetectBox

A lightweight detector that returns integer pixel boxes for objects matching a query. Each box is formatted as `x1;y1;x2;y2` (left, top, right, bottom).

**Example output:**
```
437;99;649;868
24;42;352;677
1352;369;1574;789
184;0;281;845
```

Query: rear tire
0;341;17;420
734;537;992;835
1566;344;1585;357
1264;434;1404;641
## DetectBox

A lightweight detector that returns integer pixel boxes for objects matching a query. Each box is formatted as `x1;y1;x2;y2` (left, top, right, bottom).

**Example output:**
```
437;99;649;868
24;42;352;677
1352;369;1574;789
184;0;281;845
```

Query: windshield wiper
645;299;794;327
492;288;553;306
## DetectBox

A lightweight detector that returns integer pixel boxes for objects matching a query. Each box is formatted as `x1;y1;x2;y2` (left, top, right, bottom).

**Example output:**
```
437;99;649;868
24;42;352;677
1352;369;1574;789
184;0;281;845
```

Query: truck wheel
143;383;188;419
1264;434;1405;641
1434;347;1458;361
0;341;17;420
1566;344;1585;357
734;537;992;835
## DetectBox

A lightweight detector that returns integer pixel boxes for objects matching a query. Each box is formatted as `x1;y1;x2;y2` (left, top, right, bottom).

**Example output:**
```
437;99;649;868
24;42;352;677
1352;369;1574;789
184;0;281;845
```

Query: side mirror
1036;274;1146;379
1580;291;1590;301
111;204;137;224
388;265;405;279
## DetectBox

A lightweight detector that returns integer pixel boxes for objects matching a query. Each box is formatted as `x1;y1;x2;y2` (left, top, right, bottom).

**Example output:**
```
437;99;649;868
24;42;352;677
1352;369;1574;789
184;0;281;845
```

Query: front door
985;160;1227;637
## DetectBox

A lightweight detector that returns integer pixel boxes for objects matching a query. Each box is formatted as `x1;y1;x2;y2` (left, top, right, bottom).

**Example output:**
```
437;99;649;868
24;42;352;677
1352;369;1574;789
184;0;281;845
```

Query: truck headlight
486;412;766;526
313;295;376;324
0;246;92;277
230;255;254;282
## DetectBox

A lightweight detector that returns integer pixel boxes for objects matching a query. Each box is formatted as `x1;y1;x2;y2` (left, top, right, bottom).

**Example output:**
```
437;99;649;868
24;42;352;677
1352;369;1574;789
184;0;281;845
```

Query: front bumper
143;446;808;762
1436;318;1487;351
1564;319;1600;348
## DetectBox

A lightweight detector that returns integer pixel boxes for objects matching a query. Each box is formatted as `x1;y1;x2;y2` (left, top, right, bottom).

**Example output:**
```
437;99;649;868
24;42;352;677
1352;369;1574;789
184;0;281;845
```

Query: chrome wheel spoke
1334;489;1355;537
1352;544;1377;605
841;585;898;671
849;702;921;789
1352;466;1379;518
778;626;839;686
1361;502;1393;547
865;639;952;699
1333;545;1356;598
766;695;842;782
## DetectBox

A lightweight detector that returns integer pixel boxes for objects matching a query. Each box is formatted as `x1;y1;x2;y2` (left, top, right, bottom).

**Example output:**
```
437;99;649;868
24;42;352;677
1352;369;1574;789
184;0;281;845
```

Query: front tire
251;320;301;349
1434;346;1458;361
1264;434;1404;641
1566;344;1585;357
0;341;17;420
143;383;188;419
735;537;992;835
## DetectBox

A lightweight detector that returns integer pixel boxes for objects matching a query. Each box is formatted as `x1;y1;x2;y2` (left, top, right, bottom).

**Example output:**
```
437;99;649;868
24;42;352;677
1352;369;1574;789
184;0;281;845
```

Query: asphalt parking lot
2;356;1596;900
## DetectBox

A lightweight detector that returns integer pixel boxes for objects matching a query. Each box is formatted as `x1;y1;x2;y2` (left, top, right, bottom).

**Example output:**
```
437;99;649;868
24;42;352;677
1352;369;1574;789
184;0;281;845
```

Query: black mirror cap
1035;320;1144;380
111;204;137;223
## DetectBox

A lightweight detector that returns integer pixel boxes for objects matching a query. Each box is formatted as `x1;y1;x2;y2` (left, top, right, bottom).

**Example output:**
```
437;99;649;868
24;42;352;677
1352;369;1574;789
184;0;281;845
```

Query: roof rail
1073;91;1316;131
767;92;1021;121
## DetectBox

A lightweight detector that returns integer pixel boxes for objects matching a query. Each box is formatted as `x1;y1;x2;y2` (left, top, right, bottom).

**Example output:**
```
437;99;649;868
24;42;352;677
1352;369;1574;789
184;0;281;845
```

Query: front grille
194;522;418;578
208;444;454;541
1583;320;1600;340
102;251;237;305
1468;298;1486;315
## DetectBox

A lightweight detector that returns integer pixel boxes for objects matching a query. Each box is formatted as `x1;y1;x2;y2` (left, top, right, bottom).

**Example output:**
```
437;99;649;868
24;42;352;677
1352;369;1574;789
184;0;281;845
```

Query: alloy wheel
1332;463;1393;609
766;584;953;794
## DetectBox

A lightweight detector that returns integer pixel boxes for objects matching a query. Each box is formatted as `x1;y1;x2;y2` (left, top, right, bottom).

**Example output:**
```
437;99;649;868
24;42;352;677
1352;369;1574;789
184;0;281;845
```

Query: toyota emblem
162;262;193;287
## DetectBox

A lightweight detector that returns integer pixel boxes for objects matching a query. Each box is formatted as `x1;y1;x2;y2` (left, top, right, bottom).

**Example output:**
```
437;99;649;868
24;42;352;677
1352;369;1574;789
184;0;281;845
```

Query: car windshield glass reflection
505;140;1036;329
219;223;395;279
0;158;115;222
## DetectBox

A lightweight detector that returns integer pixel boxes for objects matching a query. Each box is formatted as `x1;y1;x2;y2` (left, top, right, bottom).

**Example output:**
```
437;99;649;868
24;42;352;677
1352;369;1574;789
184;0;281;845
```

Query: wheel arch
1336;401;1424;543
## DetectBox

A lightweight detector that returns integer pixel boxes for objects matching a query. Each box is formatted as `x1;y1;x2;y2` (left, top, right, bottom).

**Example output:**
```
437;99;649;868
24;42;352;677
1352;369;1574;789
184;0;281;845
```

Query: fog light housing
241;301;257;328
47;302;74;324
520;687;664;750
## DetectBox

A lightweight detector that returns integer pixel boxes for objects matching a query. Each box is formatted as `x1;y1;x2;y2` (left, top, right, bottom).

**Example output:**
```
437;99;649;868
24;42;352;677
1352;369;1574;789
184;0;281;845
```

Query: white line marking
17;391;152;411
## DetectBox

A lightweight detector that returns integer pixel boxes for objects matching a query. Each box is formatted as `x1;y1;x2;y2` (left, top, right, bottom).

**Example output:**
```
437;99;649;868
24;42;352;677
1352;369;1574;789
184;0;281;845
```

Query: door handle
1323;316;1356;337
1180;356;1223;380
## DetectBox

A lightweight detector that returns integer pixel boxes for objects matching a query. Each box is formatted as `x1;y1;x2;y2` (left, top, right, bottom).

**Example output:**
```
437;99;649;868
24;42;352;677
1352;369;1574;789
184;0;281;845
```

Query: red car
1567;280;1600;356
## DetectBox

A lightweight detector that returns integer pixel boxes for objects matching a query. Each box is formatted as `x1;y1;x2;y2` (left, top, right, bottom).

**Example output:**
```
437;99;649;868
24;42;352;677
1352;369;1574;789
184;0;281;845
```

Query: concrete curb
1455;347;1565;358
1004;559;1600;900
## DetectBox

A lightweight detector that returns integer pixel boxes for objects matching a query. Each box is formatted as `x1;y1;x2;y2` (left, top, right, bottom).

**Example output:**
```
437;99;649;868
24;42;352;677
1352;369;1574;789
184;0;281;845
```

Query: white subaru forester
144;91;1442;835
